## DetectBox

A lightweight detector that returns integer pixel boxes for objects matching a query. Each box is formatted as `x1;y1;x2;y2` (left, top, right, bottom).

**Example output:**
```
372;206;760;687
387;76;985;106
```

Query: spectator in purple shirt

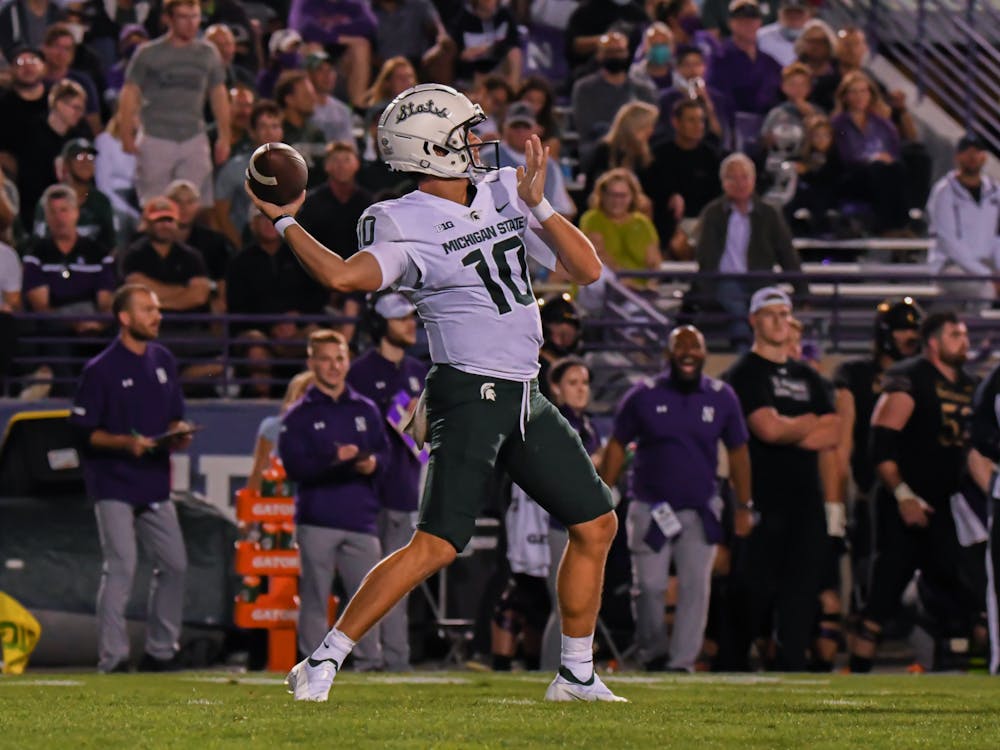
831;70;907;233
707;0;781;119
601;325;751;671
287;0;376;108
70;283;194;673
279;329;390;669
347;292;428;672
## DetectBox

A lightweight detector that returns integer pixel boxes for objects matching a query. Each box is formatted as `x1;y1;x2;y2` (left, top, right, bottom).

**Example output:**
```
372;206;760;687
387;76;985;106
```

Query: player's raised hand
516;134;549;208
244;182;306;221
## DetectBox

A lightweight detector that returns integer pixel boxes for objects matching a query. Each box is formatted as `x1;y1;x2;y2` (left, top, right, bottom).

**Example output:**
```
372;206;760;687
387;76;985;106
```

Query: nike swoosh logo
307;657;340;670
495;202;510;212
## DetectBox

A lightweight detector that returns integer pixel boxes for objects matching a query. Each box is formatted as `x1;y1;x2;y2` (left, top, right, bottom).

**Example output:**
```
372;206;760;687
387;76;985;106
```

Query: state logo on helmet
377;83;499;179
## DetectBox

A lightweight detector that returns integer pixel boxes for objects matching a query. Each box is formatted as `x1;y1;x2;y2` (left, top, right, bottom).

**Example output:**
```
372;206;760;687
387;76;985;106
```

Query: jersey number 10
462;237;534;315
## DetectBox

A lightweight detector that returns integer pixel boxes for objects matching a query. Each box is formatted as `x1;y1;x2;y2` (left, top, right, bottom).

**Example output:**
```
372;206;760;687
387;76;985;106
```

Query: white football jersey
358;167;558;381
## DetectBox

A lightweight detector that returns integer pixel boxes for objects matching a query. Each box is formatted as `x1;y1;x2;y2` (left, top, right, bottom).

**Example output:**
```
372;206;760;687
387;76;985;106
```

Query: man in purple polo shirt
707;0;782;118
346;292;427;672
601;325;751;672
279;329;390;669
70;283;194;673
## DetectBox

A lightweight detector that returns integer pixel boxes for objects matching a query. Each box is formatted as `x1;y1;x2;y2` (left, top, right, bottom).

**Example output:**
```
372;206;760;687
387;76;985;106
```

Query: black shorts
417;365;613;551
493;572;552;632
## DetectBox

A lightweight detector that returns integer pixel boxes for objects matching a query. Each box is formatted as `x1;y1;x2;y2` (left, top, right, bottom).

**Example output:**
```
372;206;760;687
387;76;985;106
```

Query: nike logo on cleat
558;665;595;686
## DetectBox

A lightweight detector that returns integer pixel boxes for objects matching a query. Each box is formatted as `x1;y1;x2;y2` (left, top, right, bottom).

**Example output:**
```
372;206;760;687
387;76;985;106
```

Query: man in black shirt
721;286;841;670
0;46;48;179
648;98;723;245
966;362;1000;675
121;197;211;314
226;207;331;396
297;141;373;261
166;179;234;315
849;310;977;672
833;298;923;611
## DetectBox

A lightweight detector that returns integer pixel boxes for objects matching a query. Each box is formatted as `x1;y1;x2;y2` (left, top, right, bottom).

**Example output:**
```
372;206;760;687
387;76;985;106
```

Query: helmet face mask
874;298;923;361
378;84;501;179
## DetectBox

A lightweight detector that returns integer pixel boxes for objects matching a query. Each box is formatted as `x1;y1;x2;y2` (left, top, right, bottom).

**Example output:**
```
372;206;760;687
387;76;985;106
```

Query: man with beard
849;311;978;672
720;287;841;671
0;46;49;179
70;284;195;672
601;325;751;671
834;298;923;613
346;293;428;672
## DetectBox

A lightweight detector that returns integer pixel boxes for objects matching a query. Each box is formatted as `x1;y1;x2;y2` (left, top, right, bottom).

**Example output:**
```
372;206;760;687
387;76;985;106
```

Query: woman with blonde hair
246;370;316;492
580;168;661;288
582;101;659;199
830;69;906;232
363;57;418;109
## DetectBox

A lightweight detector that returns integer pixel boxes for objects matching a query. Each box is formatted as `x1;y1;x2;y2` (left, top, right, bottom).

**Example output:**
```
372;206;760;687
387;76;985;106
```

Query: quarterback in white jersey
245;83;624;704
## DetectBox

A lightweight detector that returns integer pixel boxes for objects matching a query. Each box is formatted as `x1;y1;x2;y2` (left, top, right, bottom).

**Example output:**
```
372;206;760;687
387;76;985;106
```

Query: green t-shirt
33;188;116;252
579;209;659;273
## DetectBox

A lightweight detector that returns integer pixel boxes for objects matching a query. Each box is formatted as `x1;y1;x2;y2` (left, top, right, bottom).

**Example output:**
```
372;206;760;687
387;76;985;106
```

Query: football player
245;84;624;702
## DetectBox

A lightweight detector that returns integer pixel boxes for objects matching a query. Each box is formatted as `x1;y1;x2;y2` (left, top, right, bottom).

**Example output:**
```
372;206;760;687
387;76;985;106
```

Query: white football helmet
377;83;499;179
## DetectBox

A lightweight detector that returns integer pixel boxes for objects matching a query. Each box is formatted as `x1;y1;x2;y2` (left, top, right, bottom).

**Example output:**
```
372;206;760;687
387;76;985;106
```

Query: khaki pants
135;132;213;207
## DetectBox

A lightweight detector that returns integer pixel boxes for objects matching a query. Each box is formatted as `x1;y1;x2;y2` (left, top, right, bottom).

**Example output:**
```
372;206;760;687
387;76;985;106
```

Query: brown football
246;142;308;205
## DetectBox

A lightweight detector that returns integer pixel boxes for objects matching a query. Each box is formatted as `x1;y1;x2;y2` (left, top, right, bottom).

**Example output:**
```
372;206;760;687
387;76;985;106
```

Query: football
246;142;308;206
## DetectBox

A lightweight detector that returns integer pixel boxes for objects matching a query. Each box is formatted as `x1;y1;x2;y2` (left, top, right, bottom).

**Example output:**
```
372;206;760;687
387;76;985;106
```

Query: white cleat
286;657;339;702
545;666;628;702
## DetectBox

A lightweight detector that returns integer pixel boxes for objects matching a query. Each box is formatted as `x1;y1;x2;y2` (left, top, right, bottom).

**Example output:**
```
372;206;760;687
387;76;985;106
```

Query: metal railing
822;0;1000;154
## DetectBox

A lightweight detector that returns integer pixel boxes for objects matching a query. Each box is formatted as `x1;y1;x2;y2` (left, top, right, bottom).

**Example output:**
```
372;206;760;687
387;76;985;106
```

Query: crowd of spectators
0;0;986;399
0;0;994;675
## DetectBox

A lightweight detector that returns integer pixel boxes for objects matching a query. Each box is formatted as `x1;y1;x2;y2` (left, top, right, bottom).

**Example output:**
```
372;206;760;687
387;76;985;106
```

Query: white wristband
274;216;297;238
825;501;847;538
530;198;555;223
893;482;917;504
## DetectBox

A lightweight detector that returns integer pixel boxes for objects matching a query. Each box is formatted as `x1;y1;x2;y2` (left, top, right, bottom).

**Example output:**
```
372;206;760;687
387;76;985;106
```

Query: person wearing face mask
655;0;720;74
654;44;730;147
630;22;674;93
756;0;811;67
564;0;648;76
570;31;657;160
602;325;751;671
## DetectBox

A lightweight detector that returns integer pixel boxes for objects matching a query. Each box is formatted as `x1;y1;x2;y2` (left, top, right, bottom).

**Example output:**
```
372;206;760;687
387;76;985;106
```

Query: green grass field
2;671;1000;749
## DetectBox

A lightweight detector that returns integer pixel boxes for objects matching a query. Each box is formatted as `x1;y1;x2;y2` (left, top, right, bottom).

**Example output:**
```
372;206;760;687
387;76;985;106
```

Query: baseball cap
374;293;417;319
505;102;538;128
749;286;793;314
118;23;149;45
268;28;302;58
11;45;45;63
304;50;331;72
956;133;986;153
143;196;180;222
729;0;763;19
61;138;97;160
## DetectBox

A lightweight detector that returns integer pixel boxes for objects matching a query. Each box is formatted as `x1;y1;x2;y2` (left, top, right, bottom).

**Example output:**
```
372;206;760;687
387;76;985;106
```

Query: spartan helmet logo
480;383;496;401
